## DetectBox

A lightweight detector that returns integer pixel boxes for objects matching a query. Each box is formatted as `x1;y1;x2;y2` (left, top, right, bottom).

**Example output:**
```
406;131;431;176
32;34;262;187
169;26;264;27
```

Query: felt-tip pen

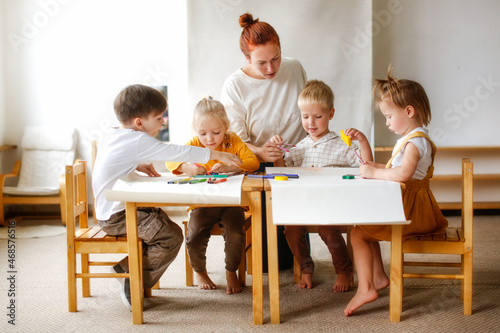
188;178;208;184
208;178;227;184
193;174;228;178
168;177;191;184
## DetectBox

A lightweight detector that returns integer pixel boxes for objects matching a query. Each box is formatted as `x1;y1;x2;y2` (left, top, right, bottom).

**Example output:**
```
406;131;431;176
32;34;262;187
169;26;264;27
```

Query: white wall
1;0;189;168
373;0;500;147
187;0;374;146
2;0;500;166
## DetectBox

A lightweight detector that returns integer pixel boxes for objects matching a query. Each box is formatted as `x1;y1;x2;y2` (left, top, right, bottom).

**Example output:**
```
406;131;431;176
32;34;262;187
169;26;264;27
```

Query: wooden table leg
250;191;263;325
390;224;404;322
126;202;143;325
266;191;280;324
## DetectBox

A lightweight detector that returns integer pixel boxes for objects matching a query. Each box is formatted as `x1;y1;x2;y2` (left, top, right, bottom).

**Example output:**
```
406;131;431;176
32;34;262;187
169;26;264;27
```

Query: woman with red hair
221;13;307;165
221;13;308;271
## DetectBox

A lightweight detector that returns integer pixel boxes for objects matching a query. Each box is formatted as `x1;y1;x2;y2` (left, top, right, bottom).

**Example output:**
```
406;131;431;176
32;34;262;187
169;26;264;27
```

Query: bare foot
195;270;216;290
226;270;243;294
298;272;313;289
344;288;378;316
374;274;390;291
333;273;351;293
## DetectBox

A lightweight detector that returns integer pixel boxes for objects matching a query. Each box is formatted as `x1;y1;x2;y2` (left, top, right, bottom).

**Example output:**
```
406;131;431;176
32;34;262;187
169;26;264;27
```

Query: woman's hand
136;163;161;177
268;135;283;145
261;140;283;162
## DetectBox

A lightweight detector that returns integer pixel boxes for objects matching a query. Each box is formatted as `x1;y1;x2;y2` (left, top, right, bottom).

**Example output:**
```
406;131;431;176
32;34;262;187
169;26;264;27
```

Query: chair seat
403;227;467;255
76;226;128;241
75;226;129;254
3;186;59;196
405;227;463;242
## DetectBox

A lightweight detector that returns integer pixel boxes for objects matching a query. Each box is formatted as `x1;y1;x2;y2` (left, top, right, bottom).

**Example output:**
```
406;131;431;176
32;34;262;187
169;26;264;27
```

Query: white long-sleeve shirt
220;57;307;147
92;128;210;220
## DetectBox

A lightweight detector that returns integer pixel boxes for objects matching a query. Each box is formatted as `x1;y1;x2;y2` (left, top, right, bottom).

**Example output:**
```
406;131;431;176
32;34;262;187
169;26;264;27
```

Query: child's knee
284;226;306;240
350;226;367;244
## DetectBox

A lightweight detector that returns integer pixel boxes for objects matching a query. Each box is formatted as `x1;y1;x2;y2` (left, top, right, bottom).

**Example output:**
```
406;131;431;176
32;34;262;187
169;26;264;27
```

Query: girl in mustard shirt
166;97;259;294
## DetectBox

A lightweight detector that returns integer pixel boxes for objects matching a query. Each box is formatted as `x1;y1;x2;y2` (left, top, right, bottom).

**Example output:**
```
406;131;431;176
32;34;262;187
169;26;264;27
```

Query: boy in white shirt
93;84;241;309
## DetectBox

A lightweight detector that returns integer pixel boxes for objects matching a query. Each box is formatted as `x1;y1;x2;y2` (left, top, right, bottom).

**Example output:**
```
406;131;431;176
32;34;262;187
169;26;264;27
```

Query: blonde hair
298;80;334;111
373;66;431;126
192;97;230;131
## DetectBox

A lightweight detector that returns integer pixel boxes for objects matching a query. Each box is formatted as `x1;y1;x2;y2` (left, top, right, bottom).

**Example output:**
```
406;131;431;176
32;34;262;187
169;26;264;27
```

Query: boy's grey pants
98;207;183;289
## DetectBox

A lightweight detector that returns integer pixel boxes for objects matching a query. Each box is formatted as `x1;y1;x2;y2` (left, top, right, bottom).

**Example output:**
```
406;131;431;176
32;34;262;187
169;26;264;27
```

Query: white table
106;173;265;324
263;167;410;323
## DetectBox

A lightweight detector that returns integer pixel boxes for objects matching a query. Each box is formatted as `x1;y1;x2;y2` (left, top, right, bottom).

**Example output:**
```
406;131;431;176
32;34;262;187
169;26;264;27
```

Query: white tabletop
105;172;244;205
266;167;407;225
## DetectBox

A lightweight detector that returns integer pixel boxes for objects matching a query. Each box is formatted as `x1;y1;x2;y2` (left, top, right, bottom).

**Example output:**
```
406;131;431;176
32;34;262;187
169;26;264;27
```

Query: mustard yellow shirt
165;131;260;174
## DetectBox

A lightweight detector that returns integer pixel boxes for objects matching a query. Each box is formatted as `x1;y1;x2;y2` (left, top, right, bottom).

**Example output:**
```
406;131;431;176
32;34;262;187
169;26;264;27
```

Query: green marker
189;178;208;184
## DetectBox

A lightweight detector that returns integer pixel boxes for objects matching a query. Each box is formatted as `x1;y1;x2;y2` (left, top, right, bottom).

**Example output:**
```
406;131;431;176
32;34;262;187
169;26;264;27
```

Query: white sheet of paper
106;173;243;205
266;167;406;225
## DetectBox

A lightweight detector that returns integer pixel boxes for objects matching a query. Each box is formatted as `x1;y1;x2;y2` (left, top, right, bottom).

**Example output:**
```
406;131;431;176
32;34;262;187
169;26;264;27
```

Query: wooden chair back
402;158;473;315
65;160;134;312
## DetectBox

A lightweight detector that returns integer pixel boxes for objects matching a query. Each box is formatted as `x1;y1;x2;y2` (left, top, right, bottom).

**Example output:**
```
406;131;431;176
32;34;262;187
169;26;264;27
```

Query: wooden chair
66;160;156;313
91;140;98;223
88;140;159;293
183;211;252;286
0;127;76;226
293;225;353;284
401;158;473;315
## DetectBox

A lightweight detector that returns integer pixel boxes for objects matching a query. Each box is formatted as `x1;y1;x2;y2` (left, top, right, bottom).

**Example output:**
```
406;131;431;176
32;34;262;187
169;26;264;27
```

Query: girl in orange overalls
344;68;448;316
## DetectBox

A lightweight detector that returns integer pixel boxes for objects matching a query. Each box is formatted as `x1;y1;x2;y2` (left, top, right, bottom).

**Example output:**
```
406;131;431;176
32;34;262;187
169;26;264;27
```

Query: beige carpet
0;210;499;332
0;217;66;239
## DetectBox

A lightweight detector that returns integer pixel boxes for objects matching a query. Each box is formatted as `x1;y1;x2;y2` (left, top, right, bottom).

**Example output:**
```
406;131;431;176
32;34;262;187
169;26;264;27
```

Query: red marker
209;178;227;184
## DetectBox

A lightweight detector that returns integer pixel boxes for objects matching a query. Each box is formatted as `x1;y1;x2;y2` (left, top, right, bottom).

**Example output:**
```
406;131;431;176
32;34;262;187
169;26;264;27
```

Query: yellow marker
340;130;351;147
274;176;288;181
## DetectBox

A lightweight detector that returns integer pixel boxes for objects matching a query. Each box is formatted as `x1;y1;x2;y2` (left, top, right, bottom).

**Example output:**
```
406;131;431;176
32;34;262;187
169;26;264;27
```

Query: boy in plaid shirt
270;80;372;291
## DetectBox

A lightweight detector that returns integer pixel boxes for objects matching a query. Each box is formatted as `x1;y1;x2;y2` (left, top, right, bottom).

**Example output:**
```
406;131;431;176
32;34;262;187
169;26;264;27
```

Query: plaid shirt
284;131;360;168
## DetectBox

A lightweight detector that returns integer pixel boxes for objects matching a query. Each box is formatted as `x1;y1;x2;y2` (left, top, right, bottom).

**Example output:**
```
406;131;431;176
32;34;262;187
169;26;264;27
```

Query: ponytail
373;66;432;126
239;13;280;57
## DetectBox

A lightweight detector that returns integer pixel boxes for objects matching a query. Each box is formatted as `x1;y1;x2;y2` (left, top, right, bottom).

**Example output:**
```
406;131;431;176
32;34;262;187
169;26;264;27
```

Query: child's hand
190;163;207;176
210;163;236;174
359;162;377;179
175;163;206;176
211;151;242;167
136;163;161;177
343;128;367;143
